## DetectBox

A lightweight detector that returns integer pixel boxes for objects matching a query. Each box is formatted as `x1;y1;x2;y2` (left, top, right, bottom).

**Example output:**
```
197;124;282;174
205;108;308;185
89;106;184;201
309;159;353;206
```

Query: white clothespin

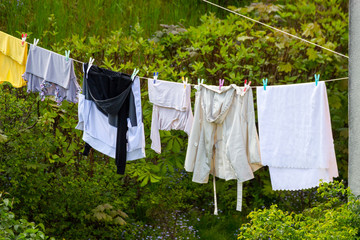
21;33;27;46
33;38;39;47
86;57;95;78
198;78;204;86
153;72;158;84
65;50;70;62
182;76;188;89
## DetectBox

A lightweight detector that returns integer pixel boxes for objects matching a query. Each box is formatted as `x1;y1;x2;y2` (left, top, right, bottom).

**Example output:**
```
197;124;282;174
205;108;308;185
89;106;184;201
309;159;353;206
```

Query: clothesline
202;0;349;59
25;42;348;89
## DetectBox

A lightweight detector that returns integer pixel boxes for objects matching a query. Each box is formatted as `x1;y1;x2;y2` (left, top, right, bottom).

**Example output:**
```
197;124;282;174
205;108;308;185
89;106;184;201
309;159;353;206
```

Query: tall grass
0;0;251;43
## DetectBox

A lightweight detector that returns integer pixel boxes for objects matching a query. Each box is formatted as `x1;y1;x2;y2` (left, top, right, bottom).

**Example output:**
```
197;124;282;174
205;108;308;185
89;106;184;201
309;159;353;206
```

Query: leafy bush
238;181;360;239
0;192;52;240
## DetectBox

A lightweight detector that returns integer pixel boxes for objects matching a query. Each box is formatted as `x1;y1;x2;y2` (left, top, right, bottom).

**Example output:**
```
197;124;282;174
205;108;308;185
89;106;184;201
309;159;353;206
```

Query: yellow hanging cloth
0;31;28;88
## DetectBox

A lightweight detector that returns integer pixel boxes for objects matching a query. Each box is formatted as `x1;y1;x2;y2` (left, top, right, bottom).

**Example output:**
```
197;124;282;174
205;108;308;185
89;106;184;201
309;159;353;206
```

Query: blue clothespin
131;68;139;81
263;78;268;91
153;72;158;84
314;74;320;86
219;79;224;90
65;50;70;62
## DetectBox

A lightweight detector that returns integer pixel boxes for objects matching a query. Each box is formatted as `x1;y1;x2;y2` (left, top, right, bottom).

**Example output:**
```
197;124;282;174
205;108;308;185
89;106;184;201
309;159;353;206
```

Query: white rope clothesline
202;0;349;59
24;42;347;88
138;76;349;88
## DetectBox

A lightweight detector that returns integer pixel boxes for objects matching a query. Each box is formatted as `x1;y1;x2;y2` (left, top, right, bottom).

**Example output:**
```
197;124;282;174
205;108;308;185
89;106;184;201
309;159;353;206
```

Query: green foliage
85;203;128;226
0;0;252;42
0;192;52;240
238;181;360;239
0;0;349;239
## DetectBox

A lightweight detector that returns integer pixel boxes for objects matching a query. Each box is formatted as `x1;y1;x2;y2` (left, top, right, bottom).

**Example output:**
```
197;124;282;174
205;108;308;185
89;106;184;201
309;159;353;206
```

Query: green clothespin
131;68;139;81
65;50;70;62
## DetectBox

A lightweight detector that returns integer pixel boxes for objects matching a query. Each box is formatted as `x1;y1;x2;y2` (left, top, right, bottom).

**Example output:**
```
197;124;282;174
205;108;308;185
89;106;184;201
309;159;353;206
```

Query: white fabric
76;77;146;161
185;84;262;212
148;79;193;153
256;81;338;190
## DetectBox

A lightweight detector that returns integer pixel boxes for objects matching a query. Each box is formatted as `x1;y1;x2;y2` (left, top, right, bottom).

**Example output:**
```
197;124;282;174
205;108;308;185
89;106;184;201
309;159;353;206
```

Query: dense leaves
238;181;360;239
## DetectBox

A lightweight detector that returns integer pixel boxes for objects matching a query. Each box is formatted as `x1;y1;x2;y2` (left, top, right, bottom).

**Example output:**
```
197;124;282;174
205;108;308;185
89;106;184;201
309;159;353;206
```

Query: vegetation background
0;0;358;239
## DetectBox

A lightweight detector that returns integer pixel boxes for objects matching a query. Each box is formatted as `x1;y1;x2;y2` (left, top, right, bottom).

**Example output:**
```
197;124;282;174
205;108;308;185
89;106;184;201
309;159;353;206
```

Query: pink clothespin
243;79;252;93
21;33;27;46
219;79;224;90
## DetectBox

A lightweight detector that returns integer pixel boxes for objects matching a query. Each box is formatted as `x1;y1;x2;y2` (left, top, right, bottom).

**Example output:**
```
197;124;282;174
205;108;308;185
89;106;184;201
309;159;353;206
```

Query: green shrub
0;192;53;240
238;181;360;239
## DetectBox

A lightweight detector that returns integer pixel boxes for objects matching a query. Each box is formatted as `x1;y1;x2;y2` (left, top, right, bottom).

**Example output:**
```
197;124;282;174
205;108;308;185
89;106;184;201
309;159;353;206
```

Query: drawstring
237;181;243;211
212;127;218;215
213;174;218;215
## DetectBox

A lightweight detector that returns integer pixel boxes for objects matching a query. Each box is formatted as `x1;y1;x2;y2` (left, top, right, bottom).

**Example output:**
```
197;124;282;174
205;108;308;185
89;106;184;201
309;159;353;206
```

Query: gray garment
23;44;80;104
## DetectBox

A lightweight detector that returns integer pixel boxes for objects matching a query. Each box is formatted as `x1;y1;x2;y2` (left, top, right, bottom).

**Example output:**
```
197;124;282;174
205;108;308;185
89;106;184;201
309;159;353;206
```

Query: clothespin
219;79;224;90
131;68;139;81
153;72;158;84
243;79;252;93
198;78;204;86
21;33;27;46
86;57;95;78
65;50;70;62
33;38;39;47
262;78;268;91
182;77;188;89
314;74;320;86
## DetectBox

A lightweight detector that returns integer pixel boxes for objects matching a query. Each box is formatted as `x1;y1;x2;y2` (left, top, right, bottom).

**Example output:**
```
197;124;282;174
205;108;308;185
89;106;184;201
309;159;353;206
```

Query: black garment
82;63;137;174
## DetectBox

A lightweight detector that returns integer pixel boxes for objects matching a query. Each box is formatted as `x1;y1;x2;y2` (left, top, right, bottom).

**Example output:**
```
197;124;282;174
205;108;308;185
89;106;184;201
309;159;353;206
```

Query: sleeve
75;94;85;131
246;89;262;171
184;91;201;172
150;105;162;154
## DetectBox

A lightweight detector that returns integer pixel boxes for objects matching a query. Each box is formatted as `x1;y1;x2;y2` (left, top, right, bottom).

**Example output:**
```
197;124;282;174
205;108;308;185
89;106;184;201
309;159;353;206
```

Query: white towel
256;81;338;190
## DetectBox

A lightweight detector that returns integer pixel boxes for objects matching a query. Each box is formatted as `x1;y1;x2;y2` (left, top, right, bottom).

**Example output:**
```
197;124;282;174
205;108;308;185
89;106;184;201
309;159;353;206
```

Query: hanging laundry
148;79;193;153
22;44;80;104
79;63;138;174
256;82;338;190
76;73;146;162
184;84;262;212
0;31;28;88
